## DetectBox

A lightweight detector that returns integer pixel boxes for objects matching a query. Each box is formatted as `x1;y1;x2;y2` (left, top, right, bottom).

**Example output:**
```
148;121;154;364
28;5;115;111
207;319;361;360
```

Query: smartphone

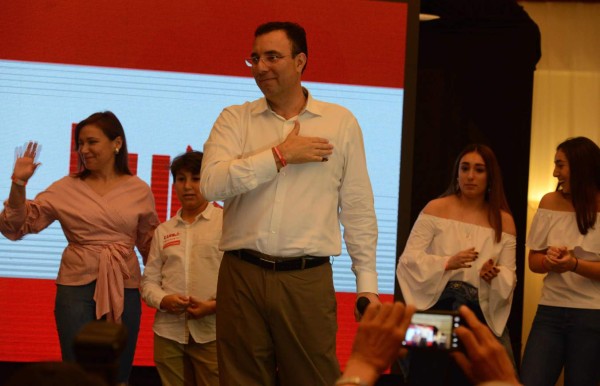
402;310;461;350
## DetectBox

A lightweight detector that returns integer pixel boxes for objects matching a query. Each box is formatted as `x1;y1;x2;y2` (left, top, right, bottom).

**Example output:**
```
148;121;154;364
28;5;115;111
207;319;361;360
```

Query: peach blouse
0;175;159;322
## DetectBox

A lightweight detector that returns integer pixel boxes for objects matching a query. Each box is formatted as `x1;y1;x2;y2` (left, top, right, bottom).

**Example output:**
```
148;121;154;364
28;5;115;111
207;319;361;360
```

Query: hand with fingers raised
12;141;42;186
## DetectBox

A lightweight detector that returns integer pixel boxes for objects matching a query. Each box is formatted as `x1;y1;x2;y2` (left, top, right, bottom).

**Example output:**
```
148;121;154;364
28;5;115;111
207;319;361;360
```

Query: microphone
356;297;371;316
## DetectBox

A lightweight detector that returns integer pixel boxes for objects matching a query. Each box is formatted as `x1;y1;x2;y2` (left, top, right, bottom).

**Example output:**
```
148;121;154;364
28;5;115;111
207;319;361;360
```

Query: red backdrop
0;0;407;369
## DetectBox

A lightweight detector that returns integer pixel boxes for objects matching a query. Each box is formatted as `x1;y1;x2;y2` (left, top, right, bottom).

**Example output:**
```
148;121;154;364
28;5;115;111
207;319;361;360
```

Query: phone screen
402;311;461;350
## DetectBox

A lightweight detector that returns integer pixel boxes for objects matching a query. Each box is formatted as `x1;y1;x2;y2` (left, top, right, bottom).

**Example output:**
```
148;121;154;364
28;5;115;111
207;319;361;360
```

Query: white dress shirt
141;204;223;344
201;89;378;293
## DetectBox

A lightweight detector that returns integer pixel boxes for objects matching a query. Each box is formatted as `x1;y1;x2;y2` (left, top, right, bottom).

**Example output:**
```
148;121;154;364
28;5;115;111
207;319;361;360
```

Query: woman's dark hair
556;136;600;234
442;144;511;242
170;150;203;179
255;21;308;73
73;111;131;178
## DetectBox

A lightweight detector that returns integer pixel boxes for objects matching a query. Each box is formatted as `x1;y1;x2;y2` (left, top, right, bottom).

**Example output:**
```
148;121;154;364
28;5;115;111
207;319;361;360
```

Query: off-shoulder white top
527;208;600;309
397;213;516;336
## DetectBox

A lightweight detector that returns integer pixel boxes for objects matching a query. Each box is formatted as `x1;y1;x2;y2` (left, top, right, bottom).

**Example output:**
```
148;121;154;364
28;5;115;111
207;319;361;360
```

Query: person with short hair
142;149;222;386
201;21;379;386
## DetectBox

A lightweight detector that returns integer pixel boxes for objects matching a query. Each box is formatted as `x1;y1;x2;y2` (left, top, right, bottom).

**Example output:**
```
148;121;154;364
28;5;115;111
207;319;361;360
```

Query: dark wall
396;0;541;365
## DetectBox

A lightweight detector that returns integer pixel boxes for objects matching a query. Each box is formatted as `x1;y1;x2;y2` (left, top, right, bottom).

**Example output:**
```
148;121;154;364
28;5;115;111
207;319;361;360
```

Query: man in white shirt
201;21;380;386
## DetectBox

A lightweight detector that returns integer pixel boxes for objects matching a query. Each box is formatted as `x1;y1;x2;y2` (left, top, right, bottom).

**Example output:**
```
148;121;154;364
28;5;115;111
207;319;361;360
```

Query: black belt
228;249;330;271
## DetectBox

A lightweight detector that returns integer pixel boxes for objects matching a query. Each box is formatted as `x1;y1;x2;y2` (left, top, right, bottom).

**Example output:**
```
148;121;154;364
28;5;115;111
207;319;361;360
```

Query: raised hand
277;120;333;164
446;247;478;271
13;141;42;182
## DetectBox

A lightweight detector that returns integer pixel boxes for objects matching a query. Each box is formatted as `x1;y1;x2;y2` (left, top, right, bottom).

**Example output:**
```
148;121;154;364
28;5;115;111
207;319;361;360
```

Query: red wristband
11;174;27;186
273;146;287;167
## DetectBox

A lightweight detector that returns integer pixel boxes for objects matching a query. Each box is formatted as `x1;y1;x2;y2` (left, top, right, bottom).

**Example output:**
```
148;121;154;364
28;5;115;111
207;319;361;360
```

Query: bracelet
334;376;369;386
571;257;578;272
273;146;287;167
11;174;27;186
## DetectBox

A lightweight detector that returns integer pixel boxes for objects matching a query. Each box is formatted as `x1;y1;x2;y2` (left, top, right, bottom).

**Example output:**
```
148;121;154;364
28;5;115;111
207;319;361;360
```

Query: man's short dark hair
255;21;308;72
170;150;203;179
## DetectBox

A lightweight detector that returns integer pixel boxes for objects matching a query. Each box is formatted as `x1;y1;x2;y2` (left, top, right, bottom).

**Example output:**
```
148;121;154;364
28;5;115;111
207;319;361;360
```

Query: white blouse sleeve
526;209;552;251
141;227;168;310
479;233;516;336
396;214;452;310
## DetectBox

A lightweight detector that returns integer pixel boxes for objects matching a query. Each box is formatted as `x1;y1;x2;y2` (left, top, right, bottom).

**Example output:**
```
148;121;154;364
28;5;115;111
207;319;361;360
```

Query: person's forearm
528;250;549;273
0;183;28;240
7;180;26;208
342;213;378;294
571;257;600;281
204;301;217;316
200;149;277;201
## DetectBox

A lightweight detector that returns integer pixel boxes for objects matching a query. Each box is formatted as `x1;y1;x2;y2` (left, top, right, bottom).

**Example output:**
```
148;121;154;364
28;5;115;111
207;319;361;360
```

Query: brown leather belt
228;249;330;271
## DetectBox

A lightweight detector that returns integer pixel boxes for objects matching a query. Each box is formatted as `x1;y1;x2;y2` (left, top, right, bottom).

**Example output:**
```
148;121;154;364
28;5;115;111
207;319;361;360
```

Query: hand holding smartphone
402;310;461;350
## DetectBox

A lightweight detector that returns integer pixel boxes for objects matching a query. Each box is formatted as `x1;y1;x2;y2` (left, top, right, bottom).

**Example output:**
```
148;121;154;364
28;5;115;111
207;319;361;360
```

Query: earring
114;148;120;155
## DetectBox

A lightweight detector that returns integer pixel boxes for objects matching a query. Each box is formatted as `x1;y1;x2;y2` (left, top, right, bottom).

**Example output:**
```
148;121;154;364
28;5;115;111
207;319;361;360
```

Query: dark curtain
396;0;541;370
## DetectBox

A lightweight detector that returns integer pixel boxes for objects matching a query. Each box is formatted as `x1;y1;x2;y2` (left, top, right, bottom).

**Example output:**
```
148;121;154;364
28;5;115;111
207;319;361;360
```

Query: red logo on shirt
163;240;181;249
163;232;181;249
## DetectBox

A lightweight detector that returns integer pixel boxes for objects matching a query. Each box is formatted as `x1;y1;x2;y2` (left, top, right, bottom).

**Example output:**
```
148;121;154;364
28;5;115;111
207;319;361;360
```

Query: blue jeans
434;281;515;365
54;281;142;383
521;305;600;386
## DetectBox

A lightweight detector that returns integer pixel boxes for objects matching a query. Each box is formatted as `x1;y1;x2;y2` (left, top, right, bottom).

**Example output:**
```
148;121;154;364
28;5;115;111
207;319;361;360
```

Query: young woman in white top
520;136;600;386
397;144;517;386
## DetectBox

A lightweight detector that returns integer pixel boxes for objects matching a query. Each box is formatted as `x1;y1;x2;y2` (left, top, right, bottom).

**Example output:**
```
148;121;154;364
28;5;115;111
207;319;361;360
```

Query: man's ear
296;52;307;73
